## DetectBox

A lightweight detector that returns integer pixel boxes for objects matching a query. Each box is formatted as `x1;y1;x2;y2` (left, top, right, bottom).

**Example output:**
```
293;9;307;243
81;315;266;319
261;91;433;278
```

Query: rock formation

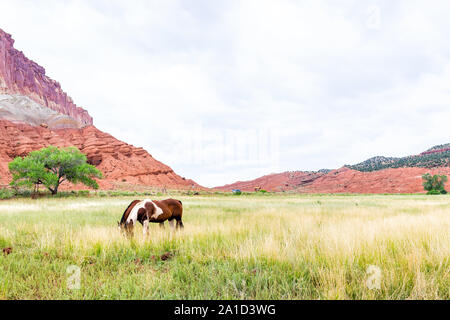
0;28;199;190
0;28;92;128
0;120;199;190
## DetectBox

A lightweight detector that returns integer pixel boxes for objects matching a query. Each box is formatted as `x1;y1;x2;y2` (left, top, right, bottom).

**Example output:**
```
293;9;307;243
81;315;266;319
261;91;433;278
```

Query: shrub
17;189;32;198
78;190;90;197
0;188;14;200
422;173;447;194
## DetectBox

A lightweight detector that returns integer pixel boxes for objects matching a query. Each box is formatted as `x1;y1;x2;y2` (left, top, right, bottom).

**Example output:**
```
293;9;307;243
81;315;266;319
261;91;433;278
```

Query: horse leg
159;222;165;229
176;219;184;230
168;219;176;231
143;220;149;236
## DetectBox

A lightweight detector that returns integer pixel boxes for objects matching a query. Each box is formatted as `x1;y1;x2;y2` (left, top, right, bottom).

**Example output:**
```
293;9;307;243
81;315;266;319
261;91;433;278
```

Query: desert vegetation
349;149;450;172
0;194;448;299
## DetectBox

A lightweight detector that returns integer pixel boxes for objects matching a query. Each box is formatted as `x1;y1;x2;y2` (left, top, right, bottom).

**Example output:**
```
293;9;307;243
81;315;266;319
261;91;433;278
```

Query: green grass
0;194;448;299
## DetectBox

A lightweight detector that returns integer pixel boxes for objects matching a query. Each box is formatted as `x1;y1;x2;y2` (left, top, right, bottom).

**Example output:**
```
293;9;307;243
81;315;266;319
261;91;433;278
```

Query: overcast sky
1;0;449;187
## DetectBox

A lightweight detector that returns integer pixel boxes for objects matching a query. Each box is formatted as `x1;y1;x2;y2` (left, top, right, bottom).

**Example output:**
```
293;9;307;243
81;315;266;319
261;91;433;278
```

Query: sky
1;0;449;187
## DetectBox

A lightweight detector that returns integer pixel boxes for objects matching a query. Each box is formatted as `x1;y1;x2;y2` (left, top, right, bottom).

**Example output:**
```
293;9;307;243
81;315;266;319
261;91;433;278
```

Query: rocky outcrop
0;120;199;190
0;28;92;127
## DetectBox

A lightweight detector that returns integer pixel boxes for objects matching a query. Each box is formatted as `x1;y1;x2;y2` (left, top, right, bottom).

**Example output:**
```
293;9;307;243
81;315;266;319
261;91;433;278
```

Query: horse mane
120;200;141;224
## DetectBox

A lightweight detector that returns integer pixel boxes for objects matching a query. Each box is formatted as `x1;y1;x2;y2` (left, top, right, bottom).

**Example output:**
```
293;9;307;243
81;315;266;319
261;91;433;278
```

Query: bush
422;173;447;194
441;189;447;194
78;190;90;197
0;188;14;200
53;191;76;198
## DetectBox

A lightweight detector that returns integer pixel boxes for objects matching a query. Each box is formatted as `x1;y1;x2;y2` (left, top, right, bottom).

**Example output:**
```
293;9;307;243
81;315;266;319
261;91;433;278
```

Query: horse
118;199;183;236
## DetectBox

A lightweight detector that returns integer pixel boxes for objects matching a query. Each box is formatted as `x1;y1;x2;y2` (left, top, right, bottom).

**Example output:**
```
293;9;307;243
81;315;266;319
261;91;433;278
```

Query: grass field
0;194;448;300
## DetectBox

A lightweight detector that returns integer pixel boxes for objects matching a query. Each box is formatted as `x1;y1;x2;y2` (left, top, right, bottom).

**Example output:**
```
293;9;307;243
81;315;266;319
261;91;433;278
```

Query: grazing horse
118;199;183;236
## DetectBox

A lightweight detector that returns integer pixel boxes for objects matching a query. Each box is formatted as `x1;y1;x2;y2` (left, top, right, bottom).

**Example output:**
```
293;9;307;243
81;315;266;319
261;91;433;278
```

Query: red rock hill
302;167;450;194
0;120;199;190
216;171;327;192
216;166;450;194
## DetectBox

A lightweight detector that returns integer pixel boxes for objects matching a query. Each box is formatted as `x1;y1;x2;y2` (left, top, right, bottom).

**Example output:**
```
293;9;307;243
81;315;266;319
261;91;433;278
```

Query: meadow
0;193;448;300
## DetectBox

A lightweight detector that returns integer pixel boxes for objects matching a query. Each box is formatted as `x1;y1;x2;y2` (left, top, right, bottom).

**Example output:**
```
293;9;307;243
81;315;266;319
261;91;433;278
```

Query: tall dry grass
0;194;448;299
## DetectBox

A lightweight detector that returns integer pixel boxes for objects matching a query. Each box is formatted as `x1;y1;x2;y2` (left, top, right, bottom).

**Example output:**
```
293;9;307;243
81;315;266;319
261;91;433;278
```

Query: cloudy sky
1;0;449;187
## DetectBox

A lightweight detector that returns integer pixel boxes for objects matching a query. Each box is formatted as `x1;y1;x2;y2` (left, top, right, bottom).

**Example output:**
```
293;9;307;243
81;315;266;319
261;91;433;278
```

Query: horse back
158;198;183;220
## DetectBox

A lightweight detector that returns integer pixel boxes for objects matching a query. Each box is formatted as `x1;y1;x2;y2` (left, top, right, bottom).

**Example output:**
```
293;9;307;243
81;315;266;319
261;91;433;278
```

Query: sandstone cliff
0;28;92;128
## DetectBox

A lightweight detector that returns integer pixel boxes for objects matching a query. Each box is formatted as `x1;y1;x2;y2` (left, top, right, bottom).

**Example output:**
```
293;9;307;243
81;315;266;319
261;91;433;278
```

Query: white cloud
0;0;449;187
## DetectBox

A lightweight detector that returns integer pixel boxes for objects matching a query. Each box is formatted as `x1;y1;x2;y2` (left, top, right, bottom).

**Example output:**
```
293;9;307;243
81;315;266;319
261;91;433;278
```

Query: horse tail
120;200;141;224
175;199;183;219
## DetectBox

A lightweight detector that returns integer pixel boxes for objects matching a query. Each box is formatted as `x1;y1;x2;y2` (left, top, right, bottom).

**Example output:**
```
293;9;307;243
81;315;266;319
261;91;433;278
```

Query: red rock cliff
0;28;92;127
0;28;200;190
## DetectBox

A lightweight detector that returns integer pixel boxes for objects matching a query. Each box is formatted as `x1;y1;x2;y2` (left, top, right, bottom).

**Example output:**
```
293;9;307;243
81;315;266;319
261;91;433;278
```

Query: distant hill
424;143;450;153
215;143;450;193
215;171;329;192
348;144;450;172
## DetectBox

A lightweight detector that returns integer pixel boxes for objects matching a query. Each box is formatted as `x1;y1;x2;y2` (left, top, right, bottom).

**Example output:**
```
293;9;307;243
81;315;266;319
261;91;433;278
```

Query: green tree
422;173;447;194
9;146;103;195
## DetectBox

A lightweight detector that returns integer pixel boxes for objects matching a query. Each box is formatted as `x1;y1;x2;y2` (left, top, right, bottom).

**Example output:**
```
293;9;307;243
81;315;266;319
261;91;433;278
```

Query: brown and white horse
118;199;183;236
